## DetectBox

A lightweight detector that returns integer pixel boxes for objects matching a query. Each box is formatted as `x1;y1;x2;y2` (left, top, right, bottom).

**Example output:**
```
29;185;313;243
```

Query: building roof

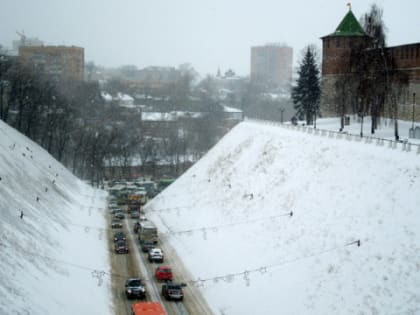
325;9;366;37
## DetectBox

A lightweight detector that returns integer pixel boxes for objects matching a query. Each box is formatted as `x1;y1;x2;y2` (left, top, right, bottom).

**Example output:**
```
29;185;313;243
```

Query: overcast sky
1;0;419;76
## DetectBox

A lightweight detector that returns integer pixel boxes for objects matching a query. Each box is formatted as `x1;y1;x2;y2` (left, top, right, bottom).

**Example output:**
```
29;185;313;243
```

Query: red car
155;266;173;281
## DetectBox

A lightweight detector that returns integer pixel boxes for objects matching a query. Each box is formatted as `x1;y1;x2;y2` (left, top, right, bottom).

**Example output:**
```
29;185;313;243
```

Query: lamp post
279;107;285;124
412;92;416;130
380;48;399;141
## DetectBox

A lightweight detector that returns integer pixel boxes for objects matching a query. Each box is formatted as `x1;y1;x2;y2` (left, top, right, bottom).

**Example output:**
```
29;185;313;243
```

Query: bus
131;302;166;315
138;221;158;244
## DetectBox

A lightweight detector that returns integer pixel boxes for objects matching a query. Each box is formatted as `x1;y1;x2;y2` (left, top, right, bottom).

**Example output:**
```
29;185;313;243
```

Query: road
107;203;215;315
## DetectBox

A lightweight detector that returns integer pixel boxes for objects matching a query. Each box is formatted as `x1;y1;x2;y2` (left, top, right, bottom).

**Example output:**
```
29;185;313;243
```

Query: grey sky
1;0;419;76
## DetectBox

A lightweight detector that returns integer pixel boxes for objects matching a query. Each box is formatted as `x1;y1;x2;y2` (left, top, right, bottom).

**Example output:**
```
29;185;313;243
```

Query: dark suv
113;231;126;242
125;278;146;299
162;282;186;301
115;240;129;254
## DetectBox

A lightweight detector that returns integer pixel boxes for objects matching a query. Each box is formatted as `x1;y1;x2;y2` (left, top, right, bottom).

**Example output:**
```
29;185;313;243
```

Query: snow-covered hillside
0;120;112;315
146;120;420;315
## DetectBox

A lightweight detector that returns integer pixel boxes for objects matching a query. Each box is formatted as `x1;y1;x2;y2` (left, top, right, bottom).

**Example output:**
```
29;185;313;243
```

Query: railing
245;118;420;155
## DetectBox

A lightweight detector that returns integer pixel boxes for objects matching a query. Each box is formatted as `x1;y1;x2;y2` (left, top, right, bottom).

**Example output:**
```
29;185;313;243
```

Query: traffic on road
106;179;214;315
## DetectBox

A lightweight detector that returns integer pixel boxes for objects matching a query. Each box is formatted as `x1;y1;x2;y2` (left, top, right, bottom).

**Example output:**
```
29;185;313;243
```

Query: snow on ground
0;119;112;315
146;119;420;315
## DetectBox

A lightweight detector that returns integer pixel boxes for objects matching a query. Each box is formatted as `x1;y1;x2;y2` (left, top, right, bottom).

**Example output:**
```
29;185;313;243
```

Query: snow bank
146;120;420;315
0;120;112;315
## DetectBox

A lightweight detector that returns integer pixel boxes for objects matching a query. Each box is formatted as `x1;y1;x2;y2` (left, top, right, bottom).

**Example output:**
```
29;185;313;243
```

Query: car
140;240;155;253
112;207;123;214
131;211;140;219
124;278;146;299
155;266;173;281
113;231;126;242
109;203;118;209
111;220;123;229
161;282;186;301
148;248;164;263
128;205;140;213
114;212;125;220
115;240;129;254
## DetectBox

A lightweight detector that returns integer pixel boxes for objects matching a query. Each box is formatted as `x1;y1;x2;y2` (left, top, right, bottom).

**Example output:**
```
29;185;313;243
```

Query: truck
131;302;166;315
138;221;158;244
127;190;148;212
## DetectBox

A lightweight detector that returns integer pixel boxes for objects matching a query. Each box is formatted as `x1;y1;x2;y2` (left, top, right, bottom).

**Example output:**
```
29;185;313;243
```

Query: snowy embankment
0;120;112;315
146;120;420;315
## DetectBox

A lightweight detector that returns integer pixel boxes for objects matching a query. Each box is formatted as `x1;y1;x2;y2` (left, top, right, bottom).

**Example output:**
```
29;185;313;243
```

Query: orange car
131;302;166;315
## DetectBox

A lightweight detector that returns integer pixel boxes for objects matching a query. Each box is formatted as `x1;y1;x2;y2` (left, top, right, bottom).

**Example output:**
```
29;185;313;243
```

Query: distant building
119;66;181;89
19;45;84;81
320;8;420;121
250;44;293;89
12;37;44;55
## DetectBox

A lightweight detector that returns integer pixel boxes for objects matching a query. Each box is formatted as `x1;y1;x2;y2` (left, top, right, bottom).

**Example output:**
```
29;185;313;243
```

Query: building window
336;38;341;47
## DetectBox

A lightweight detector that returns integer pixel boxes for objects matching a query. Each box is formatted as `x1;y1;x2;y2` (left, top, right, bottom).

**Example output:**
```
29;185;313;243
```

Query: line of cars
134;218;186;302
109;203;129;254
108;187;186;307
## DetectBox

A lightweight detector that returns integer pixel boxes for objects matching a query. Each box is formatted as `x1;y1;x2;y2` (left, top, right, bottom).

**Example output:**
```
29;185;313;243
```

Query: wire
145;192;259;213
190;239;362;286
1;238;362;288
66;210;293;236
163;211;293;236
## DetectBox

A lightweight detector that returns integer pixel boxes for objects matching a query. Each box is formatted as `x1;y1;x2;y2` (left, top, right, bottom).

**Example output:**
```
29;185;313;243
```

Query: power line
146;191;258;213
2;238;362;289
163;211;293;237
190;239;362;287
66;210;293;237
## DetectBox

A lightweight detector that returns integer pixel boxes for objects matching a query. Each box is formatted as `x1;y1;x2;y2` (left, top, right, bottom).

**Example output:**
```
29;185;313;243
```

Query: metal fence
245;118;420;155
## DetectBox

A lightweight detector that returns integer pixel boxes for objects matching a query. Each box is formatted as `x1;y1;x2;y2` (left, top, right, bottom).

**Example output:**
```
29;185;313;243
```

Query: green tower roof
328;9;366;37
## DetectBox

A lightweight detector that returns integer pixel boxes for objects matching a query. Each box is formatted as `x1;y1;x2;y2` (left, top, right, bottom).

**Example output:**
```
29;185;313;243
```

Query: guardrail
245;118;420;155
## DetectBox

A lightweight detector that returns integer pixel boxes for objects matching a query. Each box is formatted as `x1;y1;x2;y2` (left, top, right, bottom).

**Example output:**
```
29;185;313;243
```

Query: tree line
0;56;224;184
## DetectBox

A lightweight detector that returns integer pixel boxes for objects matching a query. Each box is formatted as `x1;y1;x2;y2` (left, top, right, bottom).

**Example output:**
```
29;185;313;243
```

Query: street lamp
380;48;399;141
279;107;285;123
412;92;416;130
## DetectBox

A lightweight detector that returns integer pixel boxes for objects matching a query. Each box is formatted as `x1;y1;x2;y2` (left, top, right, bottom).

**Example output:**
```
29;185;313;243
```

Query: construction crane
16;30;26;46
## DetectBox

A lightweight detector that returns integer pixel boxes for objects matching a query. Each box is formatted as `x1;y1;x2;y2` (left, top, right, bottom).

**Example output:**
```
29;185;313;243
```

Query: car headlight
127;289;132;293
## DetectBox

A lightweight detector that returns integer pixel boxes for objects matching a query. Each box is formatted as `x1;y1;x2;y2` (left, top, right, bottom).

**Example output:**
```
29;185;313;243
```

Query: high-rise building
19;45;84;81
250;44;293;89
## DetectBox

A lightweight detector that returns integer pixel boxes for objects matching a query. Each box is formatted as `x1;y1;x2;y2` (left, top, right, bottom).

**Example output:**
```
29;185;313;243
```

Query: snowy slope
0;120;112;315
146;120;420;315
